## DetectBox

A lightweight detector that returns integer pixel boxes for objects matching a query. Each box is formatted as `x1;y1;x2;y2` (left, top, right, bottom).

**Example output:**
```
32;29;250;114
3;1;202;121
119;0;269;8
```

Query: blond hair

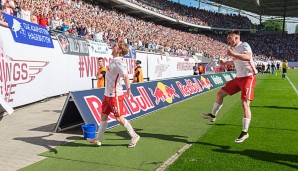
118;39;129;56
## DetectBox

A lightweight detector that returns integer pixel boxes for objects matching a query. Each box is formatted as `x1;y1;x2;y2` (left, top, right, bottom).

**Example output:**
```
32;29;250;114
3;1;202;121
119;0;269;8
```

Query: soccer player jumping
201;30;257;143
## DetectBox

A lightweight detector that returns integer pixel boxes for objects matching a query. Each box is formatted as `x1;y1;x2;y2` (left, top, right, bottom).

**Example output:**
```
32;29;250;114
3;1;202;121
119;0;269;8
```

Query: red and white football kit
102;57;128;117
222;42;258;101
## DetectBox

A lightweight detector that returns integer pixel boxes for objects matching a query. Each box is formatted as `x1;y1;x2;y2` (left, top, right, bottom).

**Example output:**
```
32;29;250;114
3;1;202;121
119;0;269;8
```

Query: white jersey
233;41;258;77
20;9;31;22
104;57;128;97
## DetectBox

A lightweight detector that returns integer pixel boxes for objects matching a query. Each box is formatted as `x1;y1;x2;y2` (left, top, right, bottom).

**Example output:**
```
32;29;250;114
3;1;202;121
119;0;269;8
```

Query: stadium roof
206;0;298;17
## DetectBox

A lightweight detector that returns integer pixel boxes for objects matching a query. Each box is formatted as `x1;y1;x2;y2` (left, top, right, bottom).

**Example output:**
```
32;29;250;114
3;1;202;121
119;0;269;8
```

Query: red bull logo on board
176;78;203;97
149;82;180;105
200;76;213;90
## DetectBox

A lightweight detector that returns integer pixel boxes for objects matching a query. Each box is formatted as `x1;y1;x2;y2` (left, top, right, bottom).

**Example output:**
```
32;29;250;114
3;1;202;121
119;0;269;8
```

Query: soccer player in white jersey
89;38;140;148
201;30;257;143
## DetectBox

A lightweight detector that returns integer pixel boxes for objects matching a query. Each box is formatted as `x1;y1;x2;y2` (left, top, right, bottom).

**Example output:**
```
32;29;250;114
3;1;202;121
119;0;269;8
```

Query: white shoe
128;134;140;148
235;132;249;143
201;113;216;122
87;138;102;146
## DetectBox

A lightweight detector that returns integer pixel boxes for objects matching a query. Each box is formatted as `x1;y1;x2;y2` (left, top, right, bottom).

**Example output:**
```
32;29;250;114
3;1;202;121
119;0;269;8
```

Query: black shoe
235;131;249;143
201;113;216;122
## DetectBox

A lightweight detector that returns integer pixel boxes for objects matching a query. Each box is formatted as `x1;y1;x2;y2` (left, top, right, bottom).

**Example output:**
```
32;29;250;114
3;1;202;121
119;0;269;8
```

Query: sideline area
1;70;297;171
0;95;79;171
0;86;238;171
17;89;240;171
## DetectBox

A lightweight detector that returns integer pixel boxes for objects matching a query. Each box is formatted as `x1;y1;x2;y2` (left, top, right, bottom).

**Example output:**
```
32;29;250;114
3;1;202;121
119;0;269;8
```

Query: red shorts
221;75;256;101
102;95;125;117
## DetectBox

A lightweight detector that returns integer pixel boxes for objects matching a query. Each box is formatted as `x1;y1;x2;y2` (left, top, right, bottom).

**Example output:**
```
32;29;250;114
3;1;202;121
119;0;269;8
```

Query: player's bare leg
88;114;108;146
201;89;229;122
116;116;140;148
235;100;251;143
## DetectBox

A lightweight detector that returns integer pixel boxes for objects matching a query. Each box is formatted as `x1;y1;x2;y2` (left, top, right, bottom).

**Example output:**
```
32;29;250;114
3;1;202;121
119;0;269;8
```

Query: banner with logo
208;72;233;88
56;33;89;56
124;45;136;59
0;25;221;109
2;13;54;48
89;41;109;56
54;72;235;131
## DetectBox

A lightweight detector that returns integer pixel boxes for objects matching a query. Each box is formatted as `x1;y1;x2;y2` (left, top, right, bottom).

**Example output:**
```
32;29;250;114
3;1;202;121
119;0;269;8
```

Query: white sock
242;118;251;132
211;103;222;116
124;119;137;138
97;121;107;141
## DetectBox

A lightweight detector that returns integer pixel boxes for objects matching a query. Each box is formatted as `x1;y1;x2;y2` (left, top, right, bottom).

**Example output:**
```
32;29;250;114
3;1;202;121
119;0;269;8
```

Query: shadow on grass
213;123;298;132
66;141;128;147
14;135;82;154
251;105;298;110
15;126;192;154
37;155;149;171
196;141;298;169
214;149;298;169
106;128;192;143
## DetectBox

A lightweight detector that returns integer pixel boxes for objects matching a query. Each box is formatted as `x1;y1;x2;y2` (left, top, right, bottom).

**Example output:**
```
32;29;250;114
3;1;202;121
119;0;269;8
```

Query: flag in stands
124;45;136;59
2;12;54;48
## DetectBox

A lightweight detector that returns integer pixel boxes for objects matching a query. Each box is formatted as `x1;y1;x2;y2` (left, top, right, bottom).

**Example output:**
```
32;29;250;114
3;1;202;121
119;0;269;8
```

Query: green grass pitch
20;70;298;171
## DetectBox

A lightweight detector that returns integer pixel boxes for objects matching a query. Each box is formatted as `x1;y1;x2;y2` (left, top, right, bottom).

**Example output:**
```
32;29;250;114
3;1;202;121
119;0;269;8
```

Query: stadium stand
0;0;297;61
125;0;253;29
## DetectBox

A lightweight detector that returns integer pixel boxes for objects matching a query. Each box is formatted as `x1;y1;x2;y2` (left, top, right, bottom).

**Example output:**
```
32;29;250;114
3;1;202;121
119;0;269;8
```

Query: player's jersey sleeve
242;42;252;54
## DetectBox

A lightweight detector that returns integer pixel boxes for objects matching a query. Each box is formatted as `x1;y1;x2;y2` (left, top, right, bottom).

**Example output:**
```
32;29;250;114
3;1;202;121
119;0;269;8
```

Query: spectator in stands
2;2;13;16
19;3;31;22
106;28;114;41
93;27;103;42
50;13;62;31
39;13;49;28
0;12;8;26
61;19;70;34
30;11;38;24
201;30;257;143
133;60;144;83
193;63;199;75
89;23;96;39
96;57;107;88
69;22;77;35
7;0;16;15
77;23;87;37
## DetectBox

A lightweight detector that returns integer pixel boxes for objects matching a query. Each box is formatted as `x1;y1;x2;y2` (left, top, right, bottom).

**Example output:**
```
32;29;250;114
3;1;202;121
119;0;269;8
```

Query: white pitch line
286;76;298;95
155;144;192;171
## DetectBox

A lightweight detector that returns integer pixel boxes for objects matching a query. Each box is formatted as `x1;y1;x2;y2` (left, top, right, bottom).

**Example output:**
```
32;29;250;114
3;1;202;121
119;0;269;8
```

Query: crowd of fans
0;0;297;61
126;0;253;29
243;34;298;62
